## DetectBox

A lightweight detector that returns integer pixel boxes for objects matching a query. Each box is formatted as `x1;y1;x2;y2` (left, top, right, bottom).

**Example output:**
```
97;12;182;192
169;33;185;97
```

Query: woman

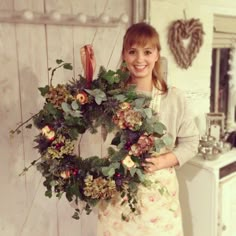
81;22;199;236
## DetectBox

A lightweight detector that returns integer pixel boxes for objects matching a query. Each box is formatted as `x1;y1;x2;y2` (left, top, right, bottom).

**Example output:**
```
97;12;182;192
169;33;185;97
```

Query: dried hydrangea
83;175;117;200
45;84;70;108
45;134;75;159
113;106;143;131
129;133;154;156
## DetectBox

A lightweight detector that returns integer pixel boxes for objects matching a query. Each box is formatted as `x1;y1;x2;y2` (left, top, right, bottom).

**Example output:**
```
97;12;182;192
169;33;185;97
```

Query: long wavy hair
121;22;168;93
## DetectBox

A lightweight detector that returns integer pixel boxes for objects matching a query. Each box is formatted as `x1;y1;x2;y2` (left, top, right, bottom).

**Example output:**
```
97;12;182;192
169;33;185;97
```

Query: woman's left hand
142;152;179;173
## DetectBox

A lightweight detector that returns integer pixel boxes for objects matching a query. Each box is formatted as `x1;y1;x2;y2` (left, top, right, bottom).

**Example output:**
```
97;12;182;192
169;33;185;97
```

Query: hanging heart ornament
168;18;204;69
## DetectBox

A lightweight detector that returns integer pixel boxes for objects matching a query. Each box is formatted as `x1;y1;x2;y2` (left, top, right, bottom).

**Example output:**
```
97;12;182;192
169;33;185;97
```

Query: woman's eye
128;50;136;55
144;50;152;55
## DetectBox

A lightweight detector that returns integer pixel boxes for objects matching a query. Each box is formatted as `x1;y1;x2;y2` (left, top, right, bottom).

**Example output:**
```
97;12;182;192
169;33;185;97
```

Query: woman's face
123;43;158;82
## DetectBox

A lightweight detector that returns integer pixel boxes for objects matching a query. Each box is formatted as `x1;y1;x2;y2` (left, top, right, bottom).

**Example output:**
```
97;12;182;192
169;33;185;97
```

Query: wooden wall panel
0;0;27;234
0;20;26;236
0;0;132;235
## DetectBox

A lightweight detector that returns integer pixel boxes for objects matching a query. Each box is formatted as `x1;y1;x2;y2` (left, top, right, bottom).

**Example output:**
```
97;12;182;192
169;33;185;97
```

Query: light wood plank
13;0;59;235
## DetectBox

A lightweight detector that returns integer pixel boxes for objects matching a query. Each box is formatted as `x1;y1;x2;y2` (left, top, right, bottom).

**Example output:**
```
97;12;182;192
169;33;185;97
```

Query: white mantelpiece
177;149;236;236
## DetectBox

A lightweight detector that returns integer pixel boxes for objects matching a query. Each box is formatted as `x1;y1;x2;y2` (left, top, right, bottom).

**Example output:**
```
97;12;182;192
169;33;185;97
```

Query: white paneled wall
150;0;236;135
0;0;131;235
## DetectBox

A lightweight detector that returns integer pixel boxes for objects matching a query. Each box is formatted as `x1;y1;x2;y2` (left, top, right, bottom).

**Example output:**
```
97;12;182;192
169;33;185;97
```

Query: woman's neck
130;77;153;92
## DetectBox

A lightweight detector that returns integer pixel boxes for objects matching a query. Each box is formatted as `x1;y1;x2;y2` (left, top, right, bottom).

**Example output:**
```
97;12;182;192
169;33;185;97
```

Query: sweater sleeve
172;91;200;167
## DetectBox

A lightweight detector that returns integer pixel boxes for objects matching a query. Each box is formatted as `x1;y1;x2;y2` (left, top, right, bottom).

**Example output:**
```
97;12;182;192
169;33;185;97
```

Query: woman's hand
142;152;179;173
80;44;96;74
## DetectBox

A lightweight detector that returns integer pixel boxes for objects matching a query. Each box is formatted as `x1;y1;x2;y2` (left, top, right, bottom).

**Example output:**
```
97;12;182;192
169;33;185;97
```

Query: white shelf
189;148;236;171
0;10;129;27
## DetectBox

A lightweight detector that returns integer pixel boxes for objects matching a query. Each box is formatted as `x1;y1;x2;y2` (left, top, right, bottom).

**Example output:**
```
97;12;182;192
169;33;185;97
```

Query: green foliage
13;59;172;222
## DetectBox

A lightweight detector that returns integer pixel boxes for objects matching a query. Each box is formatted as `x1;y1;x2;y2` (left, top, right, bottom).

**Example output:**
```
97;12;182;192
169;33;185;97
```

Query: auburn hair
121;22;167;93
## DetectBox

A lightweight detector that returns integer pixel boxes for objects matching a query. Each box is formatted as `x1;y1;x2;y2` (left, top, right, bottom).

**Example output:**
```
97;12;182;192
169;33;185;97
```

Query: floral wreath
12;59;172;221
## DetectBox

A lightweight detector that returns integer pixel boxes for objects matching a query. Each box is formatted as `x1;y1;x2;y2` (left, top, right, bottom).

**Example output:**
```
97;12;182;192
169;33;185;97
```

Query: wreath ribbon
84;45;94;87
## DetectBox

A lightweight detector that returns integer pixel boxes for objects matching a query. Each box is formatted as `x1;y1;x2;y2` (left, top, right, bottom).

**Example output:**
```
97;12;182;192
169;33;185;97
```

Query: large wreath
12;59;172;221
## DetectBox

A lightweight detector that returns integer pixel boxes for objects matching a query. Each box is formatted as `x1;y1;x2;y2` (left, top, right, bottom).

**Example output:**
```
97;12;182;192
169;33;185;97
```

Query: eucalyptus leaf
50;180;58;187
107;168;115;177
111;162;120;169
71;101;79;110
95;97;102;105
101;166;110;176
162;134;173;146
155;139;165;151
71;110;82;118
114;94;126;102
85;89;107;105
62;102;72;113
129;167;136;177
144;108;152;119
134;98;146;109
135;169;145;182
153;122;166;135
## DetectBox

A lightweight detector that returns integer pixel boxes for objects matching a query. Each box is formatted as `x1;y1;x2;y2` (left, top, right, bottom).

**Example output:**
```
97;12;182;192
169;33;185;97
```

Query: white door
218;172;236;236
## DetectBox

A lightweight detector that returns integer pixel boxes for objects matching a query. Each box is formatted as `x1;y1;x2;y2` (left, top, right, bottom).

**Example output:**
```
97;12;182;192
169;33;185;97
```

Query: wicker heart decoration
168;18;204;69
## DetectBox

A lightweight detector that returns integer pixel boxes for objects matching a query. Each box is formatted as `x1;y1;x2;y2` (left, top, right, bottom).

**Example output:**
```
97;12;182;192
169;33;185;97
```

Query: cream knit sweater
158;87;199;167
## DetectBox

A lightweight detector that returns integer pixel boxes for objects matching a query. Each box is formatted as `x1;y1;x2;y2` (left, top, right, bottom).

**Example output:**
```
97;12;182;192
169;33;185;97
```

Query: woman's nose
136;52;144;61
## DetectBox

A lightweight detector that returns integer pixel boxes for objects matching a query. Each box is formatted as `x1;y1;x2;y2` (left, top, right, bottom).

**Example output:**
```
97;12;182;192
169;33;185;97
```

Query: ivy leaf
63;63;73;70
56;59;64;64
45;190;52;198
72;211;80;220
111;135;121;146
44;103;58;115
25;124;32;129
38;85;49;96
68;128;79;139
103;70;119;84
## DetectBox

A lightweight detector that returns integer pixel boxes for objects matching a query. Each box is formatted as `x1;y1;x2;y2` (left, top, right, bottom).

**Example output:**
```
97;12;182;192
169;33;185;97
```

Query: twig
50;63;66;86
11;112;39;134
19;156;41;176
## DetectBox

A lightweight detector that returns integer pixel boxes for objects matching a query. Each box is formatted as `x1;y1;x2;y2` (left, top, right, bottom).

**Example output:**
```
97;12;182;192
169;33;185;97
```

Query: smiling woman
81;22;199;236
